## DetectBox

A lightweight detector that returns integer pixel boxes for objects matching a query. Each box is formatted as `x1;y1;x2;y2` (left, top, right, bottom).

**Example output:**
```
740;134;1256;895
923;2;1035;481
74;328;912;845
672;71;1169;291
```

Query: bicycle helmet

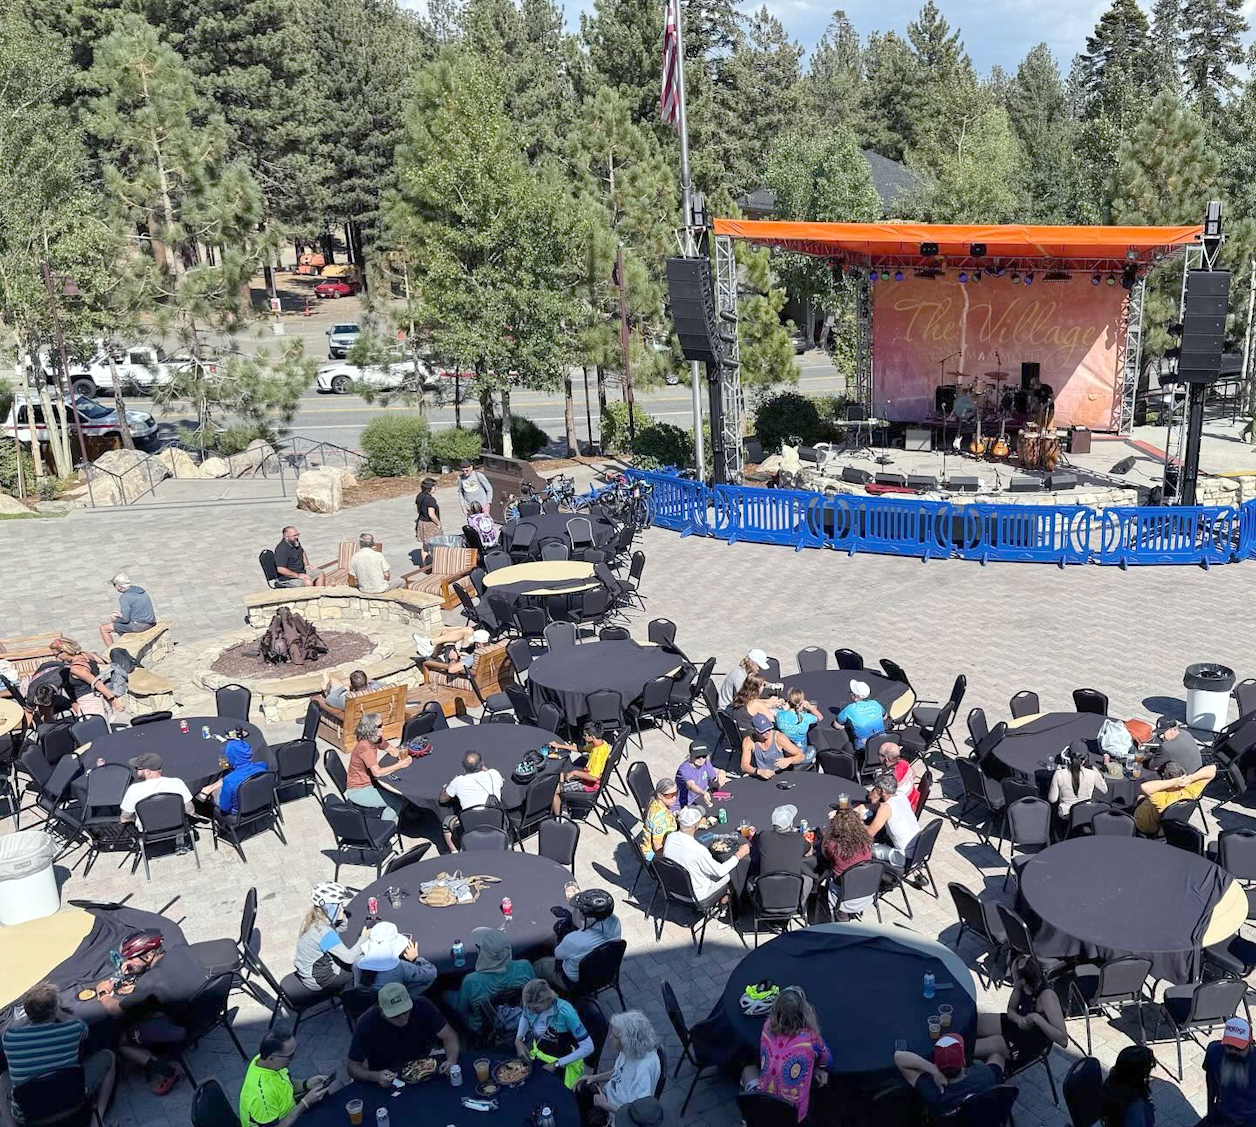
120;929;164;959
311;882;351;909
739;981;779;1016
572;888;615;924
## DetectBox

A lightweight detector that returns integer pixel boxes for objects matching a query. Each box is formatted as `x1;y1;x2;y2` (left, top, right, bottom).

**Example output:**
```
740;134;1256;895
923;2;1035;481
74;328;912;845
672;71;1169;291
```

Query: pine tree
1147;0;1182;95
803;10;868;144
862;31;920;160
1004;44;1080;222
1076;0;1151;123
580;0;664;127
1180;0;1247;120
735;242;796;389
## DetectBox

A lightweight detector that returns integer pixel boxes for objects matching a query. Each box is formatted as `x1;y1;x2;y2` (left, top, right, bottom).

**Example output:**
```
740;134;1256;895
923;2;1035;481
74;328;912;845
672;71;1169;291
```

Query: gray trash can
0;831;60;925
1184;663;1236;733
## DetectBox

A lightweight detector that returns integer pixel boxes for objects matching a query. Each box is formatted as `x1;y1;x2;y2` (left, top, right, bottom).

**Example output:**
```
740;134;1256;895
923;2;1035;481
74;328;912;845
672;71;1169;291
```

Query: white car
315;357;434;394
57;344;207;397
4;393;158;446
326;323;361;359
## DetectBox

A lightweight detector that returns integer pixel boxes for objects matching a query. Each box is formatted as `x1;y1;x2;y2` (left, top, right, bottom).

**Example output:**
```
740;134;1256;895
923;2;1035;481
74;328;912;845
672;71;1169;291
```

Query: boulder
323;465;358;490
200;456;231;478
33;500;74;514
296;467;342;513
90;448;171;504
230;437;278;477
155;446;207;480
0;492;31;515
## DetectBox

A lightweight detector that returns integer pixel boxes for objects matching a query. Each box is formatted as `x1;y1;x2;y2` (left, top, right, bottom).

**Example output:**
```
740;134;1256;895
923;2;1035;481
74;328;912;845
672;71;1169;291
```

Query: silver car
326;322;361;359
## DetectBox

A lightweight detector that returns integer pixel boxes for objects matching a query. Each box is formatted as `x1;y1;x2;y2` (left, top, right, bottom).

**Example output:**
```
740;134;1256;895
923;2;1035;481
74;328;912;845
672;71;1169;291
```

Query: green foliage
0;438;35;495
735;242;797;388
1180;0;1247;120
429;426;482;469
599;401;651;454
752;390;849;452
359;414;432;477
212;423;271;456
510;415;550;459
633;421;692;469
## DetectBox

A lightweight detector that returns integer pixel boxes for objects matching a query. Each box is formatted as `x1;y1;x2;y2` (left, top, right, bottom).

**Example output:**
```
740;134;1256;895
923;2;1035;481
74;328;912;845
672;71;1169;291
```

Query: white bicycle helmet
311;882;351;909
739;982;779;1016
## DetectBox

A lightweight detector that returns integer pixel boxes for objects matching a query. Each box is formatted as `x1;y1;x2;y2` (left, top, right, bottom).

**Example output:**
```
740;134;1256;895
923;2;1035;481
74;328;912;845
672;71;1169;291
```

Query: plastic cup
838;793;849;810
346;1100;363;1125
474;1059;491;1083
927;1017;941;1041
938;1005;953;1030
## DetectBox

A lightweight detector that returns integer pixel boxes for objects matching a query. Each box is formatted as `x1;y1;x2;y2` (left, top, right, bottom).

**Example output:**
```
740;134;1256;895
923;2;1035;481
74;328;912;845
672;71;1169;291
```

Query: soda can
501;897;513;916
798;819;808;834
717;808;727;825
367;896;378;917
179;720;189;734
201;725;211;739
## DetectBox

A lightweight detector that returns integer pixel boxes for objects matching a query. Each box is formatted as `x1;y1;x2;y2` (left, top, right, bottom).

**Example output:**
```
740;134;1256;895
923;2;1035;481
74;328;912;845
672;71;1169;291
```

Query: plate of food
115;982;136;995
476;1082;500;1098
400;1058;438;1083
492;1059;532;1087
77;988;97;1001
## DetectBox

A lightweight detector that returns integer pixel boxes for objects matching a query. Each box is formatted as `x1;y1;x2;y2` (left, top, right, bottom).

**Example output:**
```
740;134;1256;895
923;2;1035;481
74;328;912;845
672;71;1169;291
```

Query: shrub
0;382;14;424
599;401;653;454
429;426;482;470
510;415;549;460
359;415;431;477
0;440;34;496
213;423;271;456
753;390;834;452
634;421;693;470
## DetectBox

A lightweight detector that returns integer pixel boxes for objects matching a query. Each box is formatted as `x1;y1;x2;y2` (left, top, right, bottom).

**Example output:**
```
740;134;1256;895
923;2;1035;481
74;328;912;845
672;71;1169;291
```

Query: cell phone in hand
316;1071;338;1090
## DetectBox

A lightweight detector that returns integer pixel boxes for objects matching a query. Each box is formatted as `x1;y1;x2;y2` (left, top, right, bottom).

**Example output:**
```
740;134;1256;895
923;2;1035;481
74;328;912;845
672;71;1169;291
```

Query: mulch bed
209;630;375;679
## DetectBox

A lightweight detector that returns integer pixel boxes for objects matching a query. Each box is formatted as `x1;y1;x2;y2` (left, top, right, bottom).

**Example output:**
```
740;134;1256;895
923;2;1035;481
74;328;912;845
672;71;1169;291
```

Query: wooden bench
0;633;60;678
316;683;412;753
417;640;515;716
316;541;385;589
111;622;171;664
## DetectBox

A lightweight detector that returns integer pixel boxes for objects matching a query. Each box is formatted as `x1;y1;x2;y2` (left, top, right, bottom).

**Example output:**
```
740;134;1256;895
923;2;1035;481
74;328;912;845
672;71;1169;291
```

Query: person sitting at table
438;749;505;850
1146;721;1203;775
820;804;874;920
197;734;266;815
740;713;805;781
675;741;725;809
1201;1016;1256;1126
120;753;194;830
321;669;381;710
94;928;207;1095
535;889;622;996
552;722;612;819
294;883;369;991
574;1010;661;1127
516;978;596;1089
350;532;404;592
1;981;116;1123
347;982;459;1087
894;1033;1004;1116
718;648;768;710
731;675;783;736
1047;740;1108;822
835;681;885;750
448;928;535;1037
639;779;679;859
749;804;814;885
466;500;500;548
855;771;918;871
352;921;437;994
740;987;831;1122
662;806;750;916
47;637;125;725
1132;761;1216;836
774;689;822;764
1100;1045;1156;1127
345;713;410;824
973;956;1067;1070
876;738;921;812
238;1020;334;1127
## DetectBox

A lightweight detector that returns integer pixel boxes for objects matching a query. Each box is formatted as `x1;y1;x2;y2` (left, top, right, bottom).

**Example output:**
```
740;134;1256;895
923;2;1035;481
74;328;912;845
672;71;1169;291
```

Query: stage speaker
907;474;939;491
1049;472;1077;490
1069;427;1092;455
1110;456;1136;475
666;257;721;364
841;466;873;485
935;385;956;415
875;472;906;487
948;476;980;492
1021;362;1040;389
1178;269;1231;384
1008;476;1041;492
904;427;932;452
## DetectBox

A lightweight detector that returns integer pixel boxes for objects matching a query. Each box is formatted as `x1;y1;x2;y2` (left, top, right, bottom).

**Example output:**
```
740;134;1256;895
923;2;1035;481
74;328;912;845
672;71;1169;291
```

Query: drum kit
942;369;1062;469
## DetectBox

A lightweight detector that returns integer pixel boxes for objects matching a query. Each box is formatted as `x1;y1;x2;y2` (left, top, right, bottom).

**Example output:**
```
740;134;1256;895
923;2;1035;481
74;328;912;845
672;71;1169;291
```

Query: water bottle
923;972;935;1000
375;1107;389;1127
452;938;466;969
536;1107;556;1127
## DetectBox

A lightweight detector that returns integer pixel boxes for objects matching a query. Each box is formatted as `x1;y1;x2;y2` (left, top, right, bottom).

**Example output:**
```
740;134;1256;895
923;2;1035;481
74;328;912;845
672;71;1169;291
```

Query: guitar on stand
968;414;989;457
991;416;1010;460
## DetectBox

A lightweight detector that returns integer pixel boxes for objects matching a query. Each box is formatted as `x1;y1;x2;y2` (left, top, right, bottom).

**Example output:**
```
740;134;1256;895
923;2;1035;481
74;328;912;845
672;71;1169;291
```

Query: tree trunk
501;387;514;459
105;354;134;450
479;385;498;451
596;364;608;413
563;370;577;456
321;228;335;265
36;381;71;477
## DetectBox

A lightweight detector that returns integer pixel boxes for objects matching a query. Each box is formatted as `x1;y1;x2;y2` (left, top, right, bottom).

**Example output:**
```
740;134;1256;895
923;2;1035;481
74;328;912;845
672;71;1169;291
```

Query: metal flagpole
670;0;706;477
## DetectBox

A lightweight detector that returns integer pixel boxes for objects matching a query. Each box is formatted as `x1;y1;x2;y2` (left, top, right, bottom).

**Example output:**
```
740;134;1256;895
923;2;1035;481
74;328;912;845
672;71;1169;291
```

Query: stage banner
871;275;1124;429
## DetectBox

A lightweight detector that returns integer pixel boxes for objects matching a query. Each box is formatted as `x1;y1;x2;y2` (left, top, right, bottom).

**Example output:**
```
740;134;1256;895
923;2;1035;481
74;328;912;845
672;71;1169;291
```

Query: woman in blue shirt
775;688;821;763
515;979;594;1089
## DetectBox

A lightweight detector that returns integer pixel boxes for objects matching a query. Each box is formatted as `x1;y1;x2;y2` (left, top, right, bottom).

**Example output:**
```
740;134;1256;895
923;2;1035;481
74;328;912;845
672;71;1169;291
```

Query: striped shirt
2;1018;85;1087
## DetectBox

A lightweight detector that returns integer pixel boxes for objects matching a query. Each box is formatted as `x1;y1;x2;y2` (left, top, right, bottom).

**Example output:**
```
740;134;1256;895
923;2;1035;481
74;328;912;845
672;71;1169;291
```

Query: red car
314;279;362;299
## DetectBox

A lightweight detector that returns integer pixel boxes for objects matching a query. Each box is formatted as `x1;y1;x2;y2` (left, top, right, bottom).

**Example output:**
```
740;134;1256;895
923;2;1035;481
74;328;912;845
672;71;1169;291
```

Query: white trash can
1184;663;1236;733
0;831;60;925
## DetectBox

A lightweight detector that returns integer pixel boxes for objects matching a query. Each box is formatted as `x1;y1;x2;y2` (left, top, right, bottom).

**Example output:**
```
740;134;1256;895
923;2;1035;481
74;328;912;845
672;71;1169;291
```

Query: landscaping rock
322;465;358;490
230;438;278;477
90;448;170;504
200;456;231;478
0;492;31;515
296;466;342;513
33;500;73;514
155;447;207;479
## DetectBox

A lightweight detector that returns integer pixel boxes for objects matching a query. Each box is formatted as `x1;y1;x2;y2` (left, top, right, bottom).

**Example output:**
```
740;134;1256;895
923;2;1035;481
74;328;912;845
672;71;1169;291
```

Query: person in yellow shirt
551;722;612;817
1132;762;1215;836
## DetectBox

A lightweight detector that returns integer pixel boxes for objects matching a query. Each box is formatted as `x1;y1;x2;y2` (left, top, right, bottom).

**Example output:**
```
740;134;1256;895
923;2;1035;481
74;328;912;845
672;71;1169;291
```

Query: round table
1017;837;1245;983
0;699;23;736
992;712;1141;804
502;513;616;559
382;724;565;816
345;853;575;976
528;640;680;727
717;773;867;836
781;669;915;725
300;1060;576;1127
81;717;271;792
483;561;600;606
715;925;978;1074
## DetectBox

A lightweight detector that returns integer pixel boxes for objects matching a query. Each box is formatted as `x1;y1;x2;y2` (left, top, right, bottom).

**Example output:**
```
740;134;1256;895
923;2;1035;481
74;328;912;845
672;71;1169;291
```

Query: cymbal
984;371;1011;381
945;370;973;378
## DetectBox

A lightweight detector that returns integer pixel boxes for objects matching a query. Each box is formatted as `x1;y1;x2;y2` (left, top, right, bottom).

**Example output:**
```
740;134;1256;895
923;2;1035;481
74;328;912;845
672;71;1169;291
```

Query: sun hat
771;805;797;831
377;981;413;1018
357;921;408;972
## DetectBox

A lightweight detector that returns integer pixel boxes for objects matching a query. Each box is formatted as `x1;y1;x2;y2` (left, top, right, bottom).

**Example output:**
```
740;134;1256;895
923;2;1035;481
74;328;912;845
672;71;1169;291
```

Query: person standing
414;477;442;549
1202;1017;1256;1125
238;1022;334;1127
457;460;493;517
349;533;403;592
273;528;325;588
99;572;157;648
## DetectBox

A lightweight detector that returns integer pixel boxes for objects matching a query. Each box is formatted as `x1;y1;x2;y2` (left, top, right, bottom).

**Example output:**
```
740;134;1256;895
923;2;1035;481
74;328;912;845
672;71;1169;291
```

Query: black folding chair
514;608;547;644
610;812;659;909
508;525;537;561
382;842;432;875
132;791;199;882
626;761;654;817
1162;818;1205;854
539;541;569;562
948;882;1007;987
1067;956;1151;1055
192;1079;238;1127
131;711;173;725
1072;688;1108;716
833;648;864;670
571;937;627;1011
11;1065;98;1127
188;888;269;1008
825;859;885;922
274;740;320;805
322;748;348;796
951;1084;1019;1126
1009;690;1040;719
662;980;721;1114
209;771;285;862
510;772;560;843
1065;800;1111;839
320;795;399;879
737;1090;797;1127
954;759;1006;845
882;818;943;915
817;748;858;780
71;715;110;745
76;763;138;875
795;646;827;673
750;871;805;945
1090;809;1136;836
215;684;252;722
460;825;511;851
999;796;1052;887
538;816;580;871
536;700;565;737
967;707;989;750
651;856;730;952
171;972;248;1084
544;621;577;651
1157;977;1250;1078
1062;1056;1103;1127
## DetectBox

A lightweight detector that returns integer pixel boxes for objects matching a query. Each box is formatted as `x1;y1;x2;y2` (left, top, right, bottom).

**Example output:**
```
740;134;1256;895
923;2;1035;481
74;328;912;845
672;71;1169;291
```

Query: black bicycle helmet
572;888;615;924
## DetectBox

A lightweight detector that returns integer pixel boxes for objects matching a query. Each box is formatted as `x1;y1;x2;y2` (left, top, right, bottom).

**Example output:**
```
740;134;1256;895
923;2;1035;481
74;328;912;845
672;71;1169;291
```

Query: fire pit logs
259;608;328;666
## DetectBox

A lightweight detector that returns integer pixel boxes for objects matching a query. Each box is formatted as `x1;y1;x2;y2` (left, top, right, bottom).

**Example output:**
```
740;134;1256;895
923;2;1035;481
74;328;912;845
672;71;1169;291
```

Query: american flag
660;0;681;131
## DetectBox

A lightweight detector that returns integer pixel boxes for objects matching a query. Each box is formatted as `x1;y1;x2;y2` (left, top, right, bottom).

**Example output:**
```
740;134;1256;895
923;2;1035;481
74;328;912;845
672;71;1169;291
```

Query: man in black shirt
274;527;325;587
895;1034;1005;1116
749;804;815;881
347;983;459;1085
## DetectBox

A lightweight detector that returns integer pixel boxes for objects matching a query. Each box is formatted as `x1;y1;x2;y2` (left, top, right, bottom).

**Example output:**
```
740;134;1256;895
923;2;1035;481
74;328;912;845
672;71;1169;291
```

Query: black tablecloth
489;576;601;607
1016;837;1231;983
990;713;1105;778
345;853;574;976
781;670;908;723
84;717;271;792
710;928;977;1074
384;724;565;815
717;773;867;837
300;1059;577;1127
528;641;679;726
502;513;616;558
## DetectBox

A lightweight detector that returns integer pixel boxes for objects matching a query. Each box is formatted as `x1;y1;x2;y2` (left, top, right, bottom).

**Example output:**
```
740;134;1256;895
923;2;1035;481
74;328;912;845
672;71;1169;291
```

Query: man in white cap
836;680;886;750
1203;1016;1256;1124
662;805;750;913
718;648;769;710
352;921;437;994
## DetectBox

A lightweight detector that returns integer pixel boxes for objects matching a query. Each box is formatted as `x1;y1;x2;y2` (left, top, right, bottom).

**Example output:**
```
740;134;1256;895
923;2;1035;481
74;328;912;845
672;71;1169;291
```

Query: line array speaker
666;257;721;364
1178;269;1231;384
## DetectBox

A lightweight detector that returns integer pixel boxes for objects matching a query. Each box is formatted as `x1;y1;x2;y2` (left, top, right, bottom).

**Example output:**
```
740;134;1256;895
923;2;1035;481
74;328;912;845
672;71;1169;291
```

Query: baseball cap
687;742;712;760
850;680;870;698
752;713;774;734
1222;1017;1252;1049
747;648;769;667
771;805;797;831
932;1033;965;1077
677;806;703;827
472;629;490;644
128;752;163;771
377;981;413;1018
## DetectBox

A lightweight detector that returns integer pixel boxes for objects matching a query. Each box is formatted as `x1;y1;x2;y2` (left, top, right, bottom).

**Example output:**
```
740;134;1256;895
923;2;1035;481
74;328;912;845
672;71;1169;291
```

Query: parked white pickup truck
59;344;211;397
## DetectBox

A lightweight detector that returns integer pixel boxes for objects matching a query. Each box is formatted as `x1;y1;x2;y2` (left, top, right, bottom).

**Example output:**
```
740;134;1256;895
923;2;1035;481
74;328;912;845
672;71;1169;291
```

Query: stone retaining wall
243;586;443;634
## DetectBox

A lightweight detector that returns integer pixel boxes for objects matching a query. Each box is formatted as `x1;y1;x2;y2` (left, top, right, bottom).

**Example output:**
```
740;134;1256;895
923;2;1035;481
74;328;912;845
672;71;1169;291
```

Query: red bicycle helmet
120;929;164;959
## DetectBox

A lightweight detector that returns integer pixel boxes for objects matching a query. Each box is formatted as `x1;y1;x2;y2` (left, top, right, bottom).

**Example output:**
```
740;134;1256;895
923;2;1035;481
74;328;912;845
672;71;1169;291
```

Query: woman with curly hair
574;1010;660;1126
821;805;873;920
741;987;832;1122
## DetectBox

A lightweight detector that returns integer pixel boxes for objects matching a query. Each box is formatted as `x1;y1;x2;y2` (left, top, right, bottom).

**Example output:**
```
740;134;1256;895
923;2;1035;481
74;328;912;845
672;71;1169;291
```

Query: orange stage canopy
711;220;1202;267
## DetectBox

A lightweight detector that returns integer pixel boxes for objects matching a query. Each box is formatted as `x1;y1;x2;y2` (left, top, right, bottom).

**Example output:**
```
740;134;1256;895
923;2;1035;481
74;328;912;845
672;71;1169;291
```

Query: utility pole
615;243;636;450
41;262;94;507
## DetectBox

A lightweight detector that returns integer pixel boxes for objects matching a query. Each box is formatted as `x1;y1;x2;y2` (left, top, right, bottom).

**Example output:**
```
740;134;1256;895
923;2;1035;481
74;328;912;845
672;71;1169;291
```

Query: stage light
1024;272;1034;285
1091;274;1101;286
920;242;939;256
894;270;903;281
1011;272;1021;284
958;272;968;284
868;270;878;281
1126;247;1138;262
969;243;986;258
1106;274;1115;286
